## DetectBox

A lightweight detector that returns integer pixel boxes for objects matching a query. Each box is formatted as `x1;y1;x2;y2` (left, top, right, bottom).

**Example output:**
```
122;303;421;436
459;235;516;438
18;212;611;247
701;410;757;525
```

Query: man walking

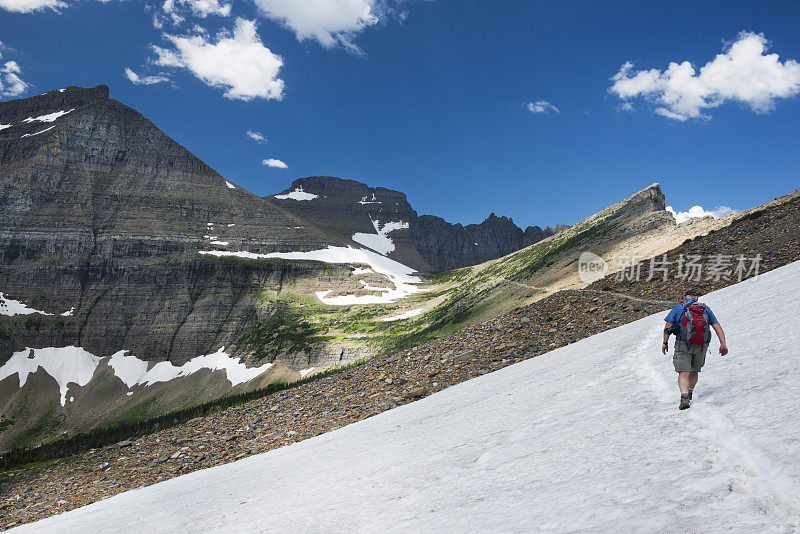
662;289;729;410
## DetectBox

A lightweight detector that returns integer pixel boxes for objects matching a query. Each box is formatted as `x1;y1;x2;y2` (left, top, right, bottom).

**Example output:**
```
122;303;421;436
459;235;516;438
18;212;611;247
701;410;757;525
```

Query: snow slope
12;262;800;533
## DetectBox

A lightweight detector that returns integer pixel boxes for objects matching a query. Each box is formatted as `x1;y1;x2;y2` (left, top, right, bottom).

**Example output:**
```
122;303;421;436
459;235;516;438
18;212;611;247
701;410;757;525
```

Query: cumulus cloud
0;0;66;12
162;0;230;22
262;158;288;168
610;31;800;121
253;0;383;51
527;100;559;114
246;130;267;143
152;18;285;101
667;205;736;224
124;68;170;86
0;48;29;98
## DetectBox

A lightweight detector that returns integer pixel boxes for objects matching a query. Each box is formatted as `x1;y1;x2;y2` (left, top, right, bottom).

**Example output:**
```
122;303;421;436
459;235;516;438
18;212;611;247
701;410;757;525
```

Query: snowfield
11;261;800;533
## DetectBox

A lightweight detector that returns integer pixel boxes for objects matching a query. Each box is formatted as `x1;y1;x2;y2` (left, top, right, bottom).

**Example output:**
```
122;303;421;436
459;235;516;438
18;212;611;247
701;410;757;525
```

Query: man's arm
662;323;673;355
712;323;729;356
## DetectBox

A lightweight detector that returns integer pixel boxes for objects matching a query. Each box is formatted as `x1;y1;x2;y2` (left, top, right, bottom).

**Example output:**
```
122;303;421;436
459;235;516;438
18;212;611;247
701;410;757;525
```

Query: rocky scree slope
270;176;564;271
588;187;800;299
3;187;798;528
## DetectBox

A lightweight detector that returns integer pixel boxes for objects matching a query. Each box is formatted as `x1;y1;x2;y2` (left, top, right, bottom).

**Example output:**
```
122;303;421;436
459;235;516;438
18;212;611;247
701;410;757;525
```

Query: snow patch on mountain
22;109;74;123
0;291;73;317
0;347;275;404
381;308;423;321
274;186;318;201
358;193;380;205
107;350;150;389
225;181;236;189
352;218;409;256
133;347;273;387
21;126;55;138
0;123;10;131
0;347;102;406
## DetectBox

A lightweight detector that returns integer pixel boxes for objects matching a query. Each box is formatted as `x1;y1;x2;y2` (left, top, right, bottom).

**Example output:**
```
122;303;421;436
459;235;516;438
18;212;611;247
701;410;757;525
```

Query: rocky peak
282;176;410;205
0;85;109;123
616;183;666;217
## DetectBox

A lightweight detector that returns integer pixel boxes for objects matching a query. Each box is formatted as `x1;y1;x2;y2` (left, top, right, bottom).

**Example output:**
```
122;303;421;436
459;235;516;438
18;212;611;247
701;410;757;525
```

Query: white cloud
610;31;800;121
0;50;29;98
0;0;66;12
666;205;736;224
152;18;285;101
124;68;170;86
262;158;288;168
527;100;559;114
253;0;382;50
162;0;231;20
246;130;267;143
619;101;634;112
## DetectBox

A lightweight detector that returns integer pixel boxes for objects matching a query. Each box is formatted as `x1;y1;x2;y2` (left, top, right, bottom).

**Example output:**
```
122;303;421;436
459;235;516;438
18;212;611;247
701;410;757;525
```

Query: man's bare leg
688;371;699;391
678;372;690;394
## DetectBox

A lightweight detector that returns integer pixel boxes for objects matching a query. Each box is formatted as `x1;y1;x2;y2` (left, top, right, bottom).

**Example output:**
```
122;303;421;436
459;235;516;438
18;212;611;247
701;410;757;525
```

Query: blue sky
1;0;799;229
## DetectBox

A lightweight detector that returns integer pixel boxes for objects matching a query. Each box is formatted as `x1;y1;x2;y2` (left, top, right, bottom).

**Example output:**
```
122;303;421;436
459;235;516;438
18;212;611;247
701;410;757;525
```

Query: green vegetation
235;306;333;359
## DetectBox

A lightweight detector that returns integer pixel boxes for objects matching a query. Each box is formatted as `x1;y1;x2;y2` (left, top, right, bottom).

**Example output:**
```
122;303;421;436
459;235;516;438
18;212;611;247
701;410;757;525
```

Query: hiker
662;289;728;410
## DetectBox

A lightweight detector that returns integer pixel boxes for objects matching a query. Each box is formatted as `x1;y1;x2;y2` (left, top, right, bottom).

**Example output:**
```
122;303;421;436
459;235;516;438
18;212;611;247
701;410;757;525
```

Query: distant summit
270;176;564;271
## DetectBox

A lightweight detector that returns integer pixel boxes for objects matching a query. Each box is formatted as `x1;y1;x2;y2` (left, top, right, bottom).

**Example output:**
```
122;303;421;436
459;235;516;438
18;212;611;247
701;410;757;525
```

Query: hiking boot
679;396;691;410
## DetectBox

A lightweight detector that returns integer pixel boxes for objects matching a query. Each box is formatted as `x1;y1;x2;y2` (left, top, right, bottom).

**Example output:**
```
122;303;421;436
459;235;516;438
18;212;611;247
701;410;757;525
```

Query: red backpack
678;303;712;345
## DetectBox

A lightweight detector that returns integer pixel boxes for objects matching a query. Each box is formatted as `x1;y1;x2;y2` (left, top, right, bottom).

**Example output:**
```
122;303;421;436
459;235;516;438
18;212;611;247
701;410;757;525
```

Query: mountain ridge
270;176;565;271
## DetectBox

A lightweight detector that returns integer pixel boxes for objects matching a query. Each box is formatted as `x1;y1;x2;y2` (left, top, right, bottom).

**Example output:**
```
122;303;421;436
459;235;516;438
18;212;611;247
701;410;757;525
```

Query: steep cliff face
271;177;563;271
0;86;351;364
412;214;565;271
268;176;429;270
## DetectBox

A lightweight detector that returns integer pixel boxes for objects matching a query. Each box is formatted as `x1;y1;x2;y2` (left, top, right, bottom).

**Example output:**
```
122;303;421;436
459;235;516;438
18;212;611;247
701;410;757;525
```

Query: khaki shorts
673;340;709;372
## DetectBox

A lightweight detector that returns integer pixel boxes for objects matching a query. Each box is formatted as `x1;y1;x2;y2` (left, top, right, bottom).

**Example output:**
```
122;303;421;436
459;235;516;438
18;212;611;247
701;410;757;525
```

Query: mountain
11;260;800;532
0;86;561;451
0;86;363;450
269;176;565;271
0;85;348;362
0;85;760;455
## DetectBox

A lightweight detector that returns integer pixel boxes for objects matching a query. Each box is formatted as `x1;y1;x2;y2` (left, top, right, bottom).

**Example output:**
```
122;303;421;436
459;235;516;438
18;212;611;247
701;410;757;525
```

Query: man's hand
662;341;669;355
719;344;729;356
